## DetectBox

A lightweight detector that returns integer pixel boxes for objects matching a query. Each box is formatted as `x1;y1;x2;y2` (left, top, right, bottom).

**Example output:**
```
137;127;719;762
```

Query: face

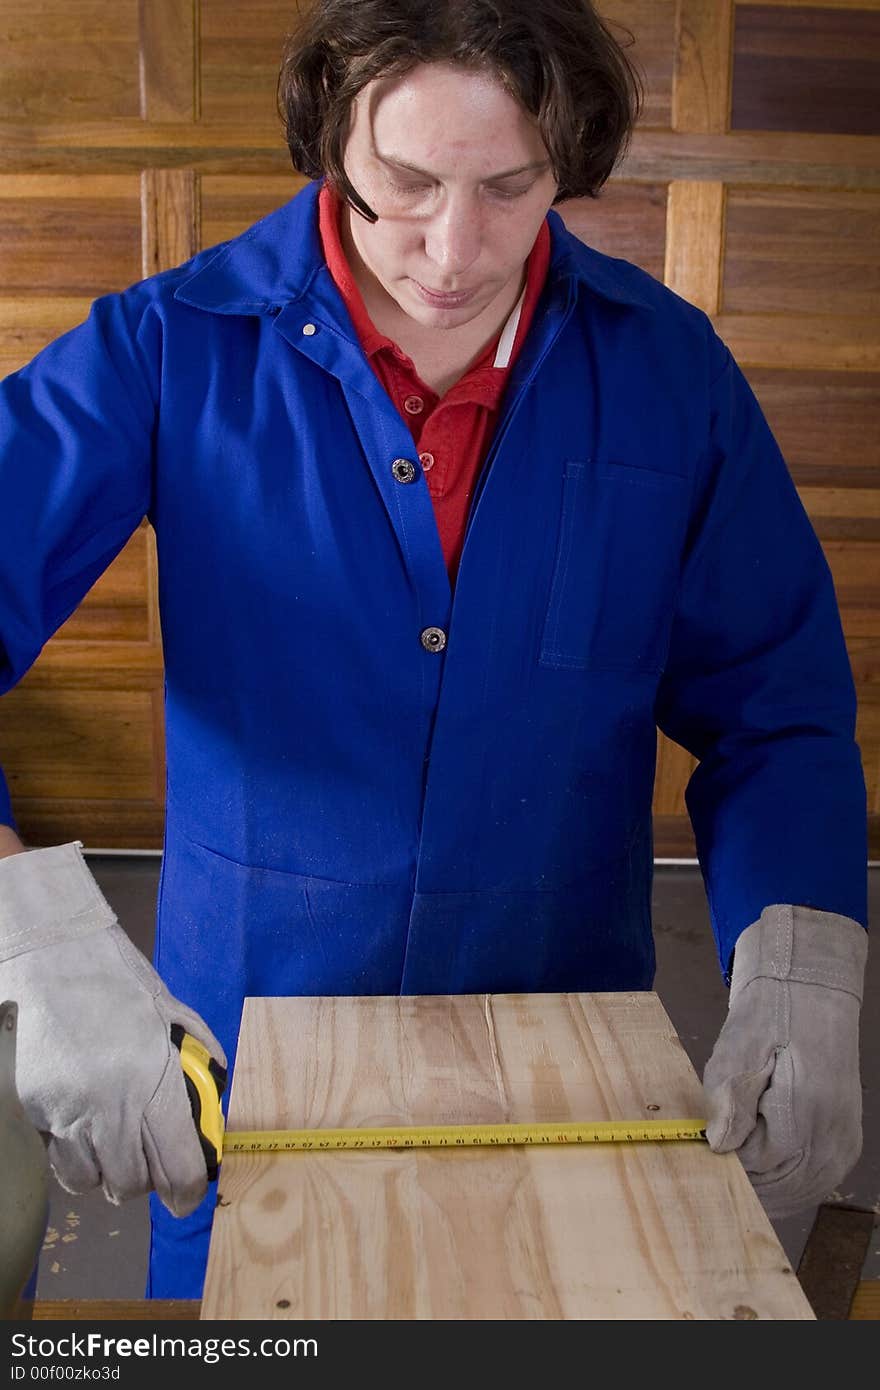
338;62;559;331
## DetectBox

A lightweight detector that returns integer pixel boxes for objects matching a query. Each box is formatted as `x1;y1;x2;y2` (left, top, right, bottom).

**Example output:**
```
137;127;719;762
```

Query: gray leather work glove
703;903;868;1217
0;840;225;1217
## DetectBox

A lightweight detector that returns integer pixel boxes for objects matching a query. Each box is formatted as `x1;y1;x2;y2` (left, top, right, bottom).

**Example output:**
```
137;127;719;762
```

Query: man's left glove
0;841;226;1217
702;903;868;1218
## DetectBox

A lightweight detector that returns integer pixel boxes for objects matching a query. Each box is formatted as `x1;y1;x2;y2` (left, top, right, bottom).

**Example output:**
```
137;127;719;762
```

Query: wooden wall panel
732;3;880;135
0;298;94;378
723;188;880;318
0;13;197;848
651;0;880;860
746;369;880;487
200;173;301;246
1;0;877;862
139;0;199;122
599;1;677;128
51;525;153;645
0;2;142;121
0;176;141;295
2;689;158;801
557;183;668;281
822;541;880;641
200;0;294;124
714;311;879;372
665;180;725;313
673;0;734;132
141;167;200;274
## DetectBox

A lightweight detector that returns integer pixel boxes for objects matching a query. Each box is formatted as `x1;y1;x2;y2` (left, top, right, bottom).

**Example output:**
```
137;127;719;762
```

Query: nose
423;192;481;281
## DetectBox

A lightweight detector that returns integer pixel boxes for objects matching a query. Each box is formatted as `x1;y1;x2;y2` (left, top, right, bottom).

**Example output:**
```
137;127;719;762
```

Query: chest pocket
539;459;690;674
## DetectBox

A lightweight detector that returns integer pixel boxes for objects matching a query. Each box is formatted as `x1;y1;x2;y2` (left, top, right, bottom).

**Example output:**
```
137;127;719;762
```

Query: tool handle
171;1025;227;1180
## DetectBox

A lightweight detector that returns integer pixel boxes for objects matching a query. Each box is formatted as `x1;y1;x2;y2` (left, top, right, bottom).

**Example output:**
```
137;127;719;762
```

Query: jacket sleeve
654;339;868;980
0;288;158;830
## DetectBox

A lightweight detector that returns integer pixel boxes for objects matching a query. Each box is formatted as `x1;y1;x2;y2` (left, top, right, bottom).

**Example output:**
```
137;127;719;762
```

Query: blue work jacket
0;177;867;1297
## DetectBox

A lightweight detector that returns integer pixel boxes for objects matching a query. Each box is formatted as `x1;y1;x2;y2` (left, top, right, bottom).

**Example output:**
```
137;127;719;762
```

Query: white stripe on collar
492;283;527;369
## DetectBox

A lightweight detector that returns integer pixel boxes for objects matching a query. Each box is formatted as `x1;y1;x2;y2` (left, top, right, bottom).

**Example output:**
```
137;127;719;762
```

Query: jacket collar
173;177;655;318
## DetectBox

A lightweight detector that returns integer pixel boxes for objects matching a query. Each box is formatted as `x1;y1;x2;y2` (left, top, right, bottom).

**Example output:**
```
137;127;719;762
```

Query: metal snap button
302;323;317;336
420;627;447;653
391;458;417;484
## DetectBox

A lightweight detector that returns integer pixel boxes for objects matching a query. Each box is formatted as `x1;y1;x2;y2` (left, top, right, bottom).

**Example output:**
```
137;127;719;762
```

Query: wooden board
200;992;815;1321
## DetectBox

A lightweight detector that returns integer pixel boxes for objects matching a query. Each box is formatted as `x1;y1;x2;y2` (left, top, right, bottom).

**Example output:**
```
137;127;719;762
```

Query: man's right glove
703;903;868;1218
0;840;225;1217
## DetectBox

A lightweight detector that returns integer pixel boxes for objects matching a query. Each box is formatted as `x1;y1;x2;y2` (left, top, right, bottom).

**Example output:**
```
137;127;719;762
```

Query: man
0;0;868;1301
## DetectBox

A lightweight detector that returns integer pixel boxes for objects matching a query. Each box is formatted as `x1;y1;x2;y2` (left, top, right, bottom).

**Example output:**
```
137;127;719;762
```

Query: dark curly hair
276;0;643;222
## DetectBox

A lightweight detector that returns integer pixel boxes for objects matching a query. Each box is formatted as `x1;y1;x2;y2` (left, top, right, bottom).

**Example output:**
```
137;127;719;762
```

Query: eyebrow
373;150;551;181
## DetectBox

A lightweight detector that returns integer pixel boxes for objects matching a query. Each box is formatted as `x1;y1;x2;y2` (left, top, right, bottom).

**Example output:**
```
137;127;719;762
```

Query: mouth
413;281;476;308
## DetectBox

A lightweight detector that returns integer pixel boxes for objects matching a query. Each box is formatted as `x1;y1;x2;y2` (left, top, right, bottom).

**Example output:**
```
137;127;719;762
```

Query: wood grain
6;799;165;850
799;488;880;542
33;1299;201;1320
7;641;164;686
200;0;297;126
744;369;880;489
200;993;815;1321
29;1283;880;1319
620;129;880;189
850;1281;880;1319
0;297;93;378
0;1;141;122
673;0;734;134
714;313;880;372
652;812;698;859
0;686;158;800
0;176;140;297
141;168;199;278
654;734;698;819
723;188;880;319
558;183;668;280
200;172;307;249
664;180;725;313
43;523;153;646
815;540;880;639
2;124;879;191
599;0;676;130
139;0;198;123
732;4;880;137
737;0;880;9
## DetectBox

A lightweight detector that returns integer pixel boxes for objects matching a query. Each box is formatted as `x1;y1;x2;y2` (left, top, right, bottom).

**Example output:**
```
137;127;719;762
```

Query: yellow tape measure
223;1118;708;1153
175;1031;706;1175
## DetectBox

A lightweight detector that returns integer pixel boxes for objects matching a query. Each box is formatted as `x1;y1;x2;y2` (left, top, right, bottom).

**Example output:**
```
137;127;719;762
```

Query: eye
488;184;533;200
387;177;432;195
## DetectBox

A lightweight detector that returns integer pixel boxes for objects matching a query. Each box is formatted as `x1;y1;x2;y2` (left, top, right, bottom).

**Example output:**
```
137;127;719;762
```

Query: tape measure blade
223;1119;707;1153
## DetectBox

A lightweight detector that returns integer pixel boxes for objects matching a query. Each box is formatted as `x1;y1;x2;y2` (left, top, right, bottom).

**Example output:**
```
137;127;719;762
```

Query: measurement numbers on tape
223;1118;708;1153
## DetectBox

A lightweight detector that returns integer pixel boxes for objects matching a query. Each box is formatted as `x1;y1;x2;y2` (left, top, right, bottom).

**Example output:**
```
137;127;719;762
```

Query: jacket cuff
0;841;116;960
729;902;868;1005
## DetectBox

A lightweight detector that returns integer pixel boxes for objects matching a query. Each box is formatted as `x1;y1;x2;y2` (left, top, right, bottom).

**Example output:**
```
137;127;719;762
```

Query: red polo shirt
318;183;551;585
